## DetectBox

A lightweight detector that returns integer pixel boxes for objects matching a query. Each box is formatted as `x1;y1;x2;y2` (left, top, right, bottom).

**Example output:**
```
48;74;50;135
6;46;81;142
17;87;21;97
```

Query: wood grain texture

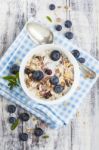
0;0;99;150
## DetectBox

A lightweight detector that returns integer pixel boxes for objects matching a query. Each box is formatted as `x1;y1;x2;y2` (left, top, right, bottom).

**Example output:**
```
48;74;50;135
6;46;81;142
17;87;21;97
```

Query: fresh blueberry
7;105;16;113
50;75;59;85
54;85;64;93
64;20;72;28
50;50;61;61
10;64;20;74
64;32;73;39
19;113;30;122
55;25;62;31
34;128;44;137
8;117;16;124
44;68;52;75
49;4;55;10
77;57;85;63
32;70;44;81
19;133;28;141
24;68;32;75
72;50;80;58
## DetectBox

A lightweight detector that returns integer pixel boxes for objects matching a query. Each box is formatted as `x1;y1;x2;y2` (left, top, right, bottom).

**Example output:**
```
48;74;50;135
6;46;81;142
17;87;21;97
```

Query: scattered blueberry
19;113;30;122
8;117;16;124
34;128;44;137
24;68;32;75
7;105;16;113
64;20;72;28
64;32;73;40
77;57;85;63
50;75;59;85
44;68;52;75
10;64;20;74
49;4;55;10
72;50;80;58
50;50;61;61
19;133;28;141
54;85;64;93
32;70;44;81
55;25;62;31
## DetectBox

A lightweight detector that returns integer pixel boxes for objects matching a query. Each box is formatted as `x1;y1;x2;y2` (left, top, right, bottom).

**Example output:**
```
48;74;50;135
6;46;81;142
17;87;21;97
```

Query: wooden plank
69;0;99;150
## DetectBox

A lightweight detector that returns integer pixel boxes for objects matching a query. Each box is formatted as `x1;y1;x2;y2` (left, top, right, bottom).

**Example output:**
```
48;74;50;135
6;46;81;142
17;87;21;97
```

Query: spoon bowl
26;21;53;44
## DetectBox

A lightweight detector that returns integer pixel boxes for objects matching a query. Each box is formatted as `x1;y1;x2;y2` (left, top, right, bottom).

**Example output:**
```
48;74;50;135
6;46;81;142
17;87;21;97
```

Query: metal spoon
26;21;96;79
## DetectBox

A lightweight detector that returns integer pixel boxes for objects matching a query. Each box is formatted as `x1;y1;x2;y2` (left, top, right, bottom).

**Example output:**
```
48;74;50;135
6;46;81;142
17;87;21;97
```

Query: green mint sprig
3;72;20;90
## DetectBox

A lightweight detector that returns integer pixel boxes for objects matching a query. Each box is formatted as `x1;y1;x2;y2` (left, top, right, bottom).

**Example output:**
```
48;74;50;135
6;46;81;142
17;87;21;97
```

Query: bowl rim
19;44;80;105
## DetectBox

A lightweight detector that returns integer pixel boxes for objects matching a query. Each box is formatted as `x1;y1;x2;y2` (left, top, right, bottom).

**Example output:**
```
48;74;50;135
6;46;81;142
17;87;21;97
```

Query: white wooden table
0;0;99;150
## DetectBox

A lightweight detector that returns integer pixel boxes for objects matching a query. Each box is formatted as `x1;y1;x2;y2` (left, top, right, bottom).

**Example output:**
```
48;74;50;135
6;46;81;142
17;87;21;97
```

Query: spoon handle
78;62;96;79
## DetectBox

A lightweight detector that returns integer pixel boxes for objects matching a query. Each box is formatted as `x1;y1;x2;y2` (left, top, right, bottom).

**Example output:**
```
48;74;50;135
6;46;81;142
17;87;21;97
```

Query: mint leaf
3;72;20;90
3;76;16;80
46;16;52;22
42;135;49;139
11;119;20;130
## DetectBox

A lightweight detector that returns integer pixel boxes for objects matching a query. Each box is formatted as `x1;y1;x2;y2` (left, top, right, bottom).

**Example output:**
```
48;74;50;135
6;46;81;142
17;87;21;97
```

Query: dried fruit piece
44;68;52;75
43;91;52;99
24;68;32;75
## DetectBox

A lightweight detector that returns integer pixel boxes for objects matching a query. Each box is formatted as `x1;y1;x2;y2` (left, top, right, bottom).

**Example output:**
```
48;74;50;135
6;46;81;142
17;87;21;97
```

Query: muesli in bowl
19;44;80;105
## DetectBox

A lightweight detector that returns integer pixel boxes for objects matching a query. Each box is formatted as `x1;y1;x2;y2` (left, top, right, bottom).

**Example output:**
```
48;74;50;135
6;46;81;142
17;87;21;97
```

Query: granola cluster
24;49;74;101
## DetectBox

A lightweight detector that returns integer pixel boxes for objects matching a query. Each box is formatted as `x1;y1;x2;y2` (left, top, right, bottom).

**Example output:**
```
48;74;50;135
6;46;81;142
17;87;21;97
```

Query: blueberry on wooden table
77;57;85;63
54;85;64;93
8;117;16;124
50;50;61;61
32;70;44;81
19;133;28;141
49;4;55;10
50;75;59;85
19;113;30;122
34;128;44;137
7;105;16;113
55;25;62;31
72;50;80;58
64;32;73;39
10;64;20;74
64;20;72;28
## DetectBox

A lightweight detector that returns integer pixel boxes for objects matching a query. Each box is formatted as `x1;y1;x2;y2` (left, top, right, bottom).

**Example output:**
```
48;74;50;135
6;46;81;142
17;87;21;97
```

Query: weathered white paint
0;0;99;150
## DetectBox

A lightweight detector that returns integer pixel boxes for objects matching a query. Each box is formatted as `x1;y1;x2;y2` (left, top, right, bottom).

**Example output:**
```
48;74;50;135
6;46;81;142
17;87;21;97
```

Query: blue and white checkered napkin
0;20;99;128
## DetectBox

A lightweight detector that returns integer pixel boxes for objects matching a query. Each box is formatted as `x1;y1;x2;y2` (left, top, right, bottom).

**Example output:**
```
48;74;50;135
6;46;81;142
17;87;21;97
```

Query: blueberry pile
71;49;85;63
48;3;74;40
7;104;45;141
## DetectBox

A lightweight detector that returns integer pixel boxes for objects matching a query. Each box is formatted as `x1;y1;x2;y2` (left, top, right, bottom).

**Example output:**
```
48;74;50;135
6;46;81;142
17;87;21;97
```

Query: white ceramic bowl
19;44;80;105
